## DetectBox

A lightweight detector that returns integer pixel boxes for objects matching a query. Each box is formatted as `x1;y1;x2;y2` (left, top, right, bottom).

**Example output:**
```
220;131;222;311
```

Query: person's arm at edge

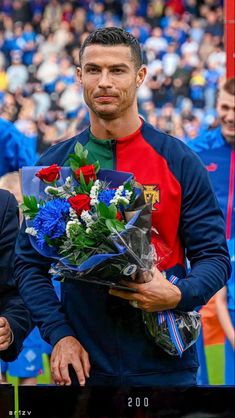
215;287;235;349
0;289;33;361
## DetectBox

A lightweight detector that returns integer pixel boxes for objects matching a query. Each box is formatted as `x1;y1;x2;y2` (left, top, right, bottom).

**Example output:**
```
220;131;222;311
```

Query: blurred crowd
0;0;225;157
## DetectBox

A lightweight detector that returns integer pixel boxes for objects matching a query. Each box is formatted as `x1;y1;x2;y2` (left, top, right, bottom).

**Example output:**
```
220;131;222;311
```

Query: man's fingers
0;328;8;337
50;337;91;386
0;318;6;327
0;341;10;350
81;350;91;378
59;363;71;386
51;356;64;385
0;334;10;345
71;360;86;386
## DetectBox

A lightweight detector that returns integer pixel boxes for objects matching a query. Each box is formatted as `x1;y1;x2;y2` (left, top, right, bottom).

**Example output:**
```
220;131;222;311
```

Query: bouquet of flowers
21;142;201;356
21;142;153;290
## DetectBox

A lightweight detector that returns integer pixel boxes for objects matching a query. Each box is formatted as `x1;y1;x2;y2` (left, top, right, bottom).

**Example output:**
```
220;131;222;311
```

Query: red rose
36;164;61;183
68;194;91;216
75;164;96;184
116;211;123;221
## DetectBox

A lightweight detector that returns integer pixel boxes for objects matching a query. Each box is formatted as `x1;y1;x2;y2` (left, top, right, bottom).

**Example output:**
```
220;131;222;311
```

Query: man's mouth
95;96;117;103
223;123;235;130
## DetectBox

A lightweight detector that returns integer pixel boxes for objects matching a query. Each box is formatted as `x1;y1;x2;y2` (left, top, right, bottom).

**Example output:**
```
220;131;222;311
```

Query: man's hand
0;317;13;351
109;268;182;312
50;336;90;386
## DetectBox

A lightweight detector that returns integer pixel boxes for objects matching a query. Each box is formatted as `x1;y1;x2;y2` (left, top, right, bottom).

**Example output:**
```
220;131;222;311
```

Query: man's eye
221;106;229;111
87;68;99;73
112;68;123;74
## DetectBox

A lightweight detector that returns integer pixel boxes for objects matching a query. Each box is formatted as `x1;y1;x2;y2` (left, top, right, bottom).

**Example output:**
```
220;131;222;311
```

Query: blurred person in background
0;186;32;378
6;52;28;94
43;0;62;32
0;116;36;177
0;172;46;385
188;78;235;385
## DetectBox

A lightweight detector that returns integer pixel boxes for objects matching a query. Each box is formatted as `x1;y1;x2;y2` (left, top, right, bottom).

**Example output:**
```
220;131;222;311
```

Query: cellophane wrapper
142;309;201;356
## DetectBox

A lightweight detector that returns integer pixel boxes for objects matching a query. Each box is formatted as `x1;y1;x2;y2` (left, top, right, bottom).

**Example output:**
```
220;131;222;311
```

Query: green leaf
97;201;110;218
105;219;125;232
83;237;96;246
108;203;117;219
79;171;88;191
70;161;81;171
124;181;132;191
93;161;100;173
74;142;84;157
23;195;38;210
83;149;88;159
68;154;82;163
86;179;94;193
46;188;60;196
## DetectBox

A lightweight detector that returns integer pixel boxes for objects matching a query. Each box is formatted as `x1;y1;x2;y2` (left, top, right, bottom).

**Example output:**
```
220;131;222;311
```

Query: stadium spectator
188;78;235;385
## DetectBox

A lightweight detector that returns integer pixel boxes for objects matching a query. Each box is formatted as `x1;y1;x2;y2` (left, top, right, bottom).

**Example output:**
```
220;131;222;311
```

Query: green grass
205;344;225;385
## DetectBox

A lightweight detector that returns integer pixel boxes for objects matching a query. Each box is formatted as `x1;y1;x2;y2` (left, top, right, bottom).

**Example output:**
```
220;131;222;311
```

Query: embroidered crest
143;185;160;210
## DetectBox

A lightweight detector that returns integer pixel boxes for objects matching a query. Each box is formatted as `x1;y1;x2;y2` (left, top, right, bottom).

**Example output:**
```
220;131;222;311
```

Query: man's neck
89;111;142;140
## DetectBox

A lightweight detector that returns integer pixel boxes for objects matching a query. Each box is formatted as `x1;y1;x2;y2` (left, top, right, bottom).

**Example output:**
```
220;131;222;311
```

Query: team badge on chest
143;185;160;210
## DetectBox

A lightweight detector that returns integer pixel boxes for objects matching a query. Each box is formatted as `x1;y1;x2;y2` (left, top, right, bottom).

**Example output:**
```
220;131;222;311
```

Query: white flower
66;220;81;238
69;207;78;220
45;186;56;195
89;180;101;206
25;227;38;236
110;185;132;205
86;227;92;234
65;176;72;187
81;210;94;227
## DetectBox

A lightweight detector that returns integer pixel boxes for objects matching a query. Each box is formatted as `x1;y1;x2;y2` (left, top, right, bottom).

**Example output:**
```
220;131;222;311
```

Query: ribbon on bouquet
157;275;185;357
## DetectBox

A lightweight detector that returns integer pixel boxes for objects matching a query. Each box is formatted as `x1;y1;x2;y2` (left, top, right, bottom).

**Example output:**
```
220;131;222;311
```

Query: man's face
217;89;235;144
77;45;145;120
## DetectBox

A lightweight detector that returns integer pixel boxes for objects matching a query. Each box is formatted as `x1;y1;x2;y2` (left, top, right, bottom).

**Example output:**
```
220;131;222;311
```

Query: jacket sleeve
14;221;77;347
175;150;231;311
0;191;32;361
0;289;32;361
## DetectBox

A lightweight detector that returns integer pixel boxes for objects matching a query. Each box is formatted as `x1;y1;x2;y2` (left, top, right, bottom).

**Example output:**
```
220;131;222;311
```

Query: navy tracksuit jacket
14;122;231;385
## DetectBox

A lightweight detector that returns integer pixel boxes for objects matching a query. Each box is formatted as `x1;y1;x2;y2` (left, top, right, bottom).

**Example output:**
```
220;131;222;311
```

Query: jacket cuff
174;278;199;311
48;325;77;347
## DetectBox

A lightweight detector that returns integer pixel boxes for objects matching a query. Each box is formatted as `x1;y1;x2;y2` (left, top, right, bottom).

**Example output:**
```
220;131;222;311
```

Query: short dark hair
79;27;143;69
222;78;235;96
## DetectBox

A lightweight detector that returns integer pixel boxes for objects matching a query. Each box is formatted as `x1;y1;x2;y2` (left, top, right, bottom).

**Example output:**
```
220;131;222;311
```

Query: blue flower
33;198;70;249
98;189;116;206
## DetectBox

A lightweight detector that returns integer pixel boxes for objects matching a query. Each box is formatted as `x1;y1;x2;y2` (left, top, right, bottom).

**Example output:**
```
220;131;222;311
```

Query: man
188;78;235;385
0;189;32;364
14;28;231;387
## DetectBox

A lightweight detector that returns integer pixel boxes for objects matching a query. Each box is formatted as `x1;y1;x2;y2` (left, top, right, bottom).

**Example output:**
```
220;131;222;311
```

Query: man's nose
98;70;112;88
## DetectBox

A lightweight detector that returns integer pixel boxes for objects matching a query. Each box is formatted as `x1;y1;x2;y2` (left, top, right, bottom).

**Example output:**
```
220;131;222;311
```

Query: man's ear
136;65;147;88
76;67;82;84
